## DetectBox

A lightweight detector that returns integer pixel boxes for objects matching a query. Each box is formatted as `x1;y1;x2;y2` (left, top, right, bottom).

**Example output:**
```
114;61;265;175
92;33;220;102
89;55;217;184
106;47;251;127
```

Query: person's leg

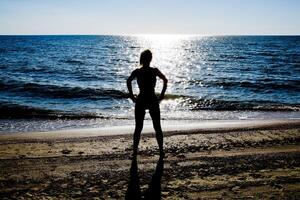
149;104;164;156
133;103;145;156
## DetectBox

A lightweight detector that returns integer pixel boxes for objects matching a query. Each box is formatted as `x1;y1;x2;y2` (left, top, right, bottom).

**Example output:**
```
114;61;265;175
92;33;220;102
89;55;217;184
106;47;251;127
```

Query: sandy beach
1;119;300;199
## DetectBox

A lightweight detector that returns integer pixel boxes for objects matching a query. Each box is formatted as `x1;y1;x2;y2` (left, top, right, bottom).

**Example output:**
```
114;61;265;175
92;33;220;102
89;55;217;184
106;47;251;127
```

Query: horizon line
0;33;299;36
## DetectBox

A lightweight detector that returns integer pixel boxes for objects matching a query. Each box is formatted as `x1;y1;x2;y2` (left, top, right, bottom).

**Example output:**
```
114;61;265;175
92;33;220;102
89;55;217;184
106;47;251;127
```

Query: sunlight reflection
133;34;195;90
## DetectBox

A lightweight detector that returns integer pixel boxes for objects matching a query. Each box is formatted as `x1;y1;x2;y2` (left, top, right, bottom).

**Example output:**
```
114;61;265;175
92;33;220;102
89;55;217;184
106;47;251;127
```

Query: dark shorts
136;95;159;110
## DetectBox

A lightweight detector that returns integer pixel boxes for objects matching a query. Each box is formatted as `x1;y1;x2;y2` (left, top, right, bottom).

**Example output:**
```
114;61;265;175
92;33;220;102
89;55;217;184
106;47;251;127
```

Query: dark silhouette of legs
149;104;164;156
133;103;145;156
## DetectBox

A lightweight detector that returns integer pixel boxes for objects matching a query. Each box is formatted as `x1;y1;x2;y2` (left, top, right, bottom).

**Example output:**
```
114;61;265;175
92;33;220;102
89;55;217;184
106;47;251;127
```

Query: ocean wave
184;98;300;111
256;52;278;57
0;78;194;102
0;102;105;119
1;98;299;120
187;79;300;91
63;59;85;65
0;79;193;101
0;80;128;99
163;93;190;100
219;54;247;60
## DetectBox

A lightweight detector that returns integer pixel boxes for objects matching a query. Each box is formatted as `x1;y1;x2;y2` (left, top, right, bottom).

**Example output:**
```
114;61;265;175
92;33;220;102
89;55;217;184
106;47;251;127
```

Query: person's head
139;49;152;67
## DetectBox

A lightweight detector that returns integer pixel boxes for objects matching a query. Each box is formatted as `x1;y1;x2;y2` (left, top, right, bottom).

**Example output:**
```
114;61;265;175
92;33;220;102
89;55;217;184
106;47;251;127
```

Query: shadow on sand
125;156;164;200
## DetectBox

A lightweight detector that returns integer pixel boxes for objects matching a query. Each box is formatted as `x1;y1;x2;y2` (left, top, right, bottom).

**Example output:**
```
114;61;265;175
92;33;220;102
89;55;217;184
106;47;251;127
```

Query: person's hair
139;49;152;66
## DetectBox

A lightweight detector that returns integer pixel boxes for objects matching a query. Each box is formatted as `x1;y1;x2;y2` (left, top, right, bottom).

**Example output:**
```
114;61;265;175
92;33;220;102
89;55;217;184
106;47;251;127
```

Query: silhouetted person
125;155;164;200
127;49;168;157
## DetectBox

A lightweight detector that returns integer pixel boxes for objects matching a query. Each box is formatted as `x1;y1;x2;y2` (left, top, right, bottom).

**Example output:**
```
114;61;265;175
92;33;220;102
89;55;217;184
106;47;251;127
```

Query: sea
0;35;299;133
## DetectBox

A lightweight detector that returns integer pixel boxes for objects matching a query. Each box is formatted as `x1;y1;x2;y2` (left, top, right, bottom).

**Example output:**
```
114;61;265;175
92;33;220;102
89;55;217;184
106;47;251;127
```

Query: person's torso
136;67;157;97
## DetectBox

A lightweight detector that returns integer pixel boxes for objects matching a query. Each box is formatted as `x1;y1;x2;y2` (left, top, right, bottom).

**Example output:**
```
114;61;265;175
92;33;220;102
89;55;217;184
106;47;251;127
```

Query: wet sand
0;120;300;199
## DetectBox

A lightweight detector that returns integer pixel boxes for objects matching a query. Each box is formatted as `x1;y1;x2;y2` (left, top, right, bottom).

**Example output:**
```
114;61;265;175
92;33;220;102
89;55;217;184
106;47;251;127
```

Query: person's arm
127;70;137;102
156;68;168;101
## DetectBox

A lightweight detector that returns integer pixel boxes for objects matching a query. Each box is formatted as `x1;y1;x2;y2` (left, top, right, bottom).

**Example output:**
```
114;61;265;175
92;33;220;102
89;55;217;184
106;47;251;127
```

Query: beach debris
61;149;72;154
47;142;53;147
102;179;108;183
161;191;170;197
25;192;33;197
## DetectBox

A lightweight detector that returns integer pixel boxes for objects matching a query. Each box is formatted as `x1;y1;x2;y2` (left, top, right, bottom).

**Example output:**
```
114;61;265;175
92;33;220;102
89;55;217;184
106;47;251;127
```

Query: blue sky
0;0;299;35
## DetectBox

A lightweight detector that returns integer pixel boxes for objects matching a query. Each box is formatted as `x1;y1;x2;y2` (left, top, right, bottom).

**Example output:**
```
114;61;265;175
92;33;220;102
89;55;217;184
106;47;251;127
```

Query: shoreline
1;119;300;142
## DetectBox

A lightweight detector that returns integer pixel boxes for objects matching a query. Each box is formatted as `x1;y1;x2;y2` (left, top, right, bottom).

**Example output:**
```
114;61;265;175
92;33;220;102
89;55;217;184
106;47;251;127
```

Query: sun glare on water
129;34;204;113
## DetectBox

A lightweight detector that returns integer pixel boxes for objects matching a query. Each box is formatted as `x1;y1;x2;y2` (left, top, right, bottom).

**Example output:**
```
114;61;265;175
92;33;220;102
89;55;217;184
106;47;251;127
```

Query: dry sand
0;119;300;199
